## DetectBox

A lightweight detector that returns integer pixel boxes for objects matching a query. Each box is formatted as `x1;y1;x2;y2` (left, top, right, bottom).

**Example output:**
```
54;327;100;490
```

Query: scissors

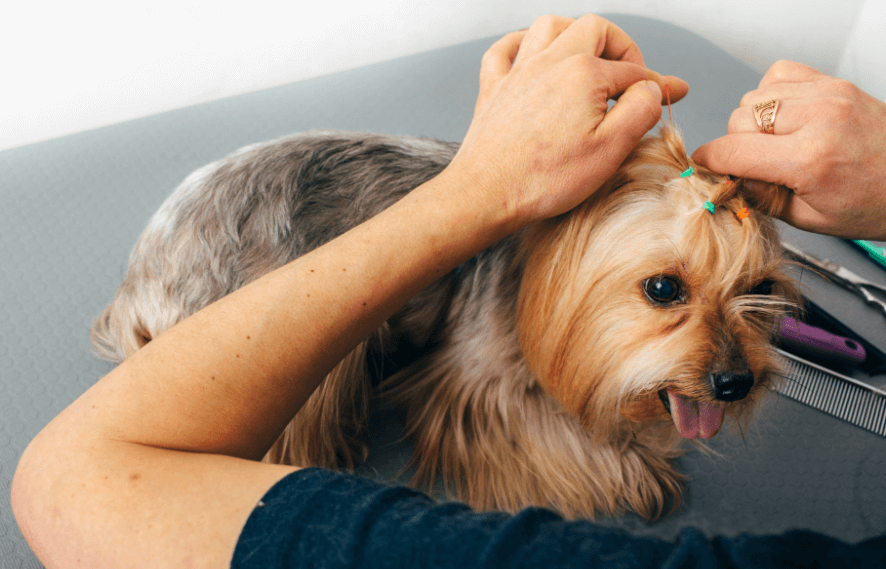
782;241;886;318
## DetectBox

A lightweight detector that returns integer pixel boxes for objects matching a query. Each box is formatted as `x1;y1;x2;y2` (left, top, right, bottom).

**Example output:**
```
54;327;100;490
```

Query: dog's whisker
768;370;811;397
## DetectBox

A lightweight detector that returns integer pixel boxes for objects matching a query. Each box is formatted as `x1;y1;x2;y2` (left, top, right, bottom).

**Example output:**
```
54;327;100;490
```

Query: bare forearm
47;169;509;460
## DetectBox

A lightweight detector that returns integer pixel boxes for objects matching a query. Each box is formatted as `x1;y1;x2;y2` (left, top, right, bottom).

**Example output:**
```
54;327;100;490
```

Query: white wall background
3;0;884;152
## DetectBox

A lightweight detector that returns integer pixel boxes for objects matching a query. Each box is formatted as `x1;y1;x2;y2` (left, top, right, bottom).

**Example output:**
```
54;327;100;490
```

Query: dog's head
517;125;800;443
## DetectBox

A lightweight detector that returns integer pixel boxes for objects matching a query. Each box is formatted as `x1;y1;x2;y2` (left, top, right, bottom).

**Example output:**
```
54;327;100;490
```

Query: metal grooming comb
775;348;886;437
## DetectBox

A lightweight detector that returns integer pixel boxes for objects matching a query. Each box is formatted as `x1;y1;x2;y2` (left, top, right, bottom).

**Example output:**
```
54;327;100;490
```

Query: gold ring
753;99;779;134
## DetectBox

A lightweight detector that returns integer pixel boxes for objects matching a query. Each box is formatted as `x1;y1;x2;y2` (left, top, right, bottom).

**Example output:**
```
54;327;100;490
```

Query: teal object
854;240;886;269
680;166;694;178
703;200;715;214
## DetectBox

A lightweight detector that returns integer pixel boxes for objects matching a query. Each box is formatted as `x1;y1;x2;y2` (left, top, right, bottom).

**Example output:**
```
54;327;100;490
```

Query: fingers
757;60;827;89
480;14;689;108
694;138;836;235
600;60;688;106
698;62;886;239
741;178;837;236
727;97;839;137
480;30;528;84
548;13;645;65
691;134;811;229
657;76;690;105
598;80;663;157
776;195;838;237
736;61;827;110
538;14;688;104
729;71;858;136
549;13;689;104
512;15;575;66
512;14;646;67
691;133;801;190
727;99;799;135
740;81;824;109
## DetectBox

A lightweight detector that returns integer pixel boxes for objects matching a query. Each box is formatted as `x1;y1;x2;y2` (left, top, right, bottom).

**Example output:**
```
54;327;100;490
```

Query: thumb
692;133;798;191
597;80;663;160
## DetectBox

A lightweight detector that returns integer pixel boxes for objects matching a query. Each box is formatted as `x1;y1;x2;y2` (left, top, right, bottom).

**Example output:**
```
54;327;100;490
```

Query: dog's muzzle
710;371;753;402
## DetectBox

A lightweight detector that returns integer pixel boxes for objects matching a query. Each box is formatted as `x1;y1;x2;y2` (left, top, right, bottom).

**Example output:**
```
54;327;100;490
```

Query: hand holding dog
692;60;886;240
448;14;689;231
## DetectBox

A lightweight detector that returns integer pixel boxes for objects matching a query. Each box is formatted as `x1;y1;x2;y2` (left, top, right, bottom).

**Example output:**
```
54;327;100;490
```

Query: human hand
445;14;689;231
692;60;886;240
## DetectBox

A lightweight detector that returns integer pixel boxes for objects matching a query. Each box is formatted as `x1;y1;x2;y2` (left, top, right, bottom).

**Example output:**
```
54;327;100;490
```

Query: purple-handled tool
776;316;866;368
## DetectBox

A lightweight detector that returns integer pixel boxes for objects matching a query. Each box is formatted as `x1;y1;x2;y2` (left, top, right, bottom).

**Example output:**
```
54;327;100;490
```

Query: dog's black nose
710;371;753;402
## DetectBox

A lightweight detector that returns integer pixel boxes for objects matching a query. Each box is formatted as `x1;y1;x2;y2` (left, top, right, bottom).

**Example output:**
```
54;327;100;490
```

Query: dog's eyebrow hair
659;234;684;267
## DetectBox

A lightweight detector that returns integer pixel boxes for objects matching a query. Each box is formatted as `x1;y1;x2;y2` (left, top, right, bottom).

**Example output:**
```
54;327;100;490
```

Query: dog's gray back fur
92;130;518;383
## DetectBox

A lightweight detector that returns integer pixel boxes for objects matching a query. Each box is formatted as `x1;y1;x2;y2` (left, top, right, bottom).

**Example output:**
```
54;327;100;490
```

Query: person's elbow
11;439;45;559
11;431;70;567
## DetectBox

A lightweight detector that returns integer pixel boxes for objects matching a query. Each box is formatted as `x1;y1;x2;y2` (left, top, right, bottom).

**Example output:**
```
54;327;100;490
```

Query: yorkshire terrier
91;124;799;520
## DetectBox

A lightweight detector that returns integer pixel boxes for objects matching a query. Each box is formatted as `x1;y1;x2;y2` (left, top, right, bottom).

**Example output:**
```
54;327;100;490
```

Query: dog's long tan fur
91;125;798;520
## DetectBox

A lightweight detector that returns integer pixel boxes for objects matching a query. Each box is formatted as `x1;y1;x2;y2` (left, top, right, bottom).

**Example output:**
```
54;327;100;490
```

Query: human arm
11;14;688;569
230;468;886;569
691;60;886;240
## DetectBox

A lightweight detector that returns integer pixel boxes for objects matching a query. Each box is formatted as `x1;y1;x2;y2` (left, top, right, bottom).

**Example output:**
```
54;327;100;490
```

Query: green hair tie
680;166;694;178
703;201;715;214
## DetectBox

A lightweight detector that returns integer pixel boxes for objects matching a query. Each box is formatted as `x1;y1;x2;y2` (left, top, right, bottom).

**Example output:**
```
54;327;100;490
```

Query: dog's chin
658;388;724;440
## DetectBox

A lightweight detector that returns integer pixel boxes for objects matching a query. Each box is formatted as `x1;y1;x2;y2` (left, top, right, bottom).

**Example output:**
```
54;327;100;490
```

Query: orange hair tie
736;207;750;220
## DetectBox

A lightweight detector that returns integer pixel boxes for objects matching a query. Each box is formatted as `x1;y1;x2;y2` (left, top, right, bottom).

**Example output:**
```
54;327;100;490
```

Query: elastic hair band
703;201;715;214
736;207;750;220
680;167;694;178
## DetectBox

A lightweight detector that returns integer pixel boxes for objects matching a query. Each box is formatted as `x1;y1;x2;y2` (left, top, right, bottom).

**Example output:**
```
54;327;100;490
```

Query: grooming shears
782;241;886;319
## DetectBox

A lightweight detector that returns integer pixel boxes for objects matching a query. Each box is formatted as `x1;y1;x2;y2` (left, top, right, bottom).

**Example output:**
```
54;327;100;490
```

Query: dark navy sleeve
231;467;886;569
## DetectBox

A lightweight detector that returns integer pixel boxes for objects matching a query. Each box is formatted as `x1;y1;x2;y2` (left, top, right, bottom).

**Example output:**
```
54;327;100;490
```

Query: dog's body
91;126;797;519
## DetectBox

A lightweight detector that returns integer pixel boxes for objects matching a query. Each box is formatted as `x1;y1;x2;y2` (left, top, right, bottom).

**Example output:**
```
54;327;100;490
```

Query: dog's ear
736;179;791;218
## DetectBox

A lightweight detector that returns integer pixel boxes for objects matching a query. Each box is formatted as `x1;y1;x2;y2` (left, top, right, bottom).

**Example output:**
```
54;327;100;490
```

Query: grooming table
2;14;884;566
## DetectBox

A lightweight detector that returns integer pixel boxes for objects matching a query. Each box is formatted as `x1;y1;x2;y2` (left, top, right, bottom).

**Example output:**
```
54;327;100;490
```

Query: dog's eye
643;276;683;305
748;280;774;296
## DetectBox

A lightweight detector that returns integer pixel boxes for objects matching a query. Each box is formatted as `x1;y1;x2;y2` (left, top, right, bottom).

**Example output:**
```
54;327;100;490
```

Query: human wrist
430;156;529;245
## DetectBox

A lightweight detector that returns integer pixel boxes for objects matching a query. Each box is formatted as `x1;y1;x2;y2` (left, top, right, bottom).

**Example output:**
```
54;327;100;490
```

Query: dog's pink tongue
666;389;724;439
